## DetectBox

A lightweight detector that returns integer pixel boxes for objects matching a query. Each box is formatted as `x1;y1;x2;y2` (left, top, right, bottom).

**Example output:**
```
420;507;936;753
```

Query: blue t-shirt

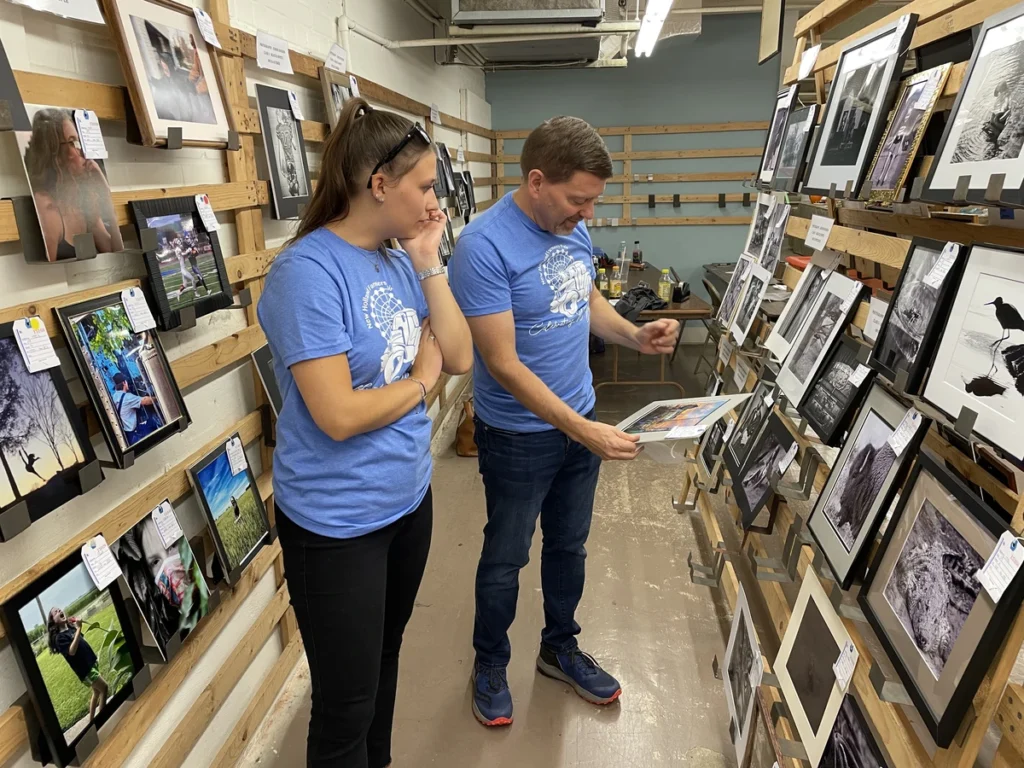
257;228;431;539
449;193;596;433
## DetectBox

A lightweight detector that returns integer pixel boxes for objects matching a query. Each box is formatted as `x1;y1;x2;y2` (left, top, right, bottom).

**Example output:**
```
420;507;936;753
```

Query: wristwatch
417;265;447;281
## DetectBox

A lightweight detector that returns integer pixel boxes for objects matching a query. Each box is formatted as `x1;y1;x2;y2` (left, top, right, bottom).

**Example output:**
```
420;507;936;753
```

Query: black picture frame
187;434;271;583
255;84;311;220
869;238;964;393
56;293;191;469
130;196;234;331
758;0;785;65
725;379;775;481
0;551;145;767
251;344;282;416
858;451;1024;746
434;143;456;199
771;104;819;193
734;413;796;529
462;170;477;212
757;87;796;189
0;323;99;540
0;39;30;131
798;333;875;446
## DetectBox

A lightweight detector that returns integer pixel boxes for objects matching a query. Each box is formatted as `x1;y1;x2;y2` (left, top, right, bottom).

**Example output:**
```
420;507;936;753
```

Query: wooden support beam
785;215;911;269
794;0;879;36
495;121;770;139
0;705;27;767
995;684;1024;762
172;324;267;390
592;216;751;226
481;171;754;186
836;207;1024;251
502;148;763;162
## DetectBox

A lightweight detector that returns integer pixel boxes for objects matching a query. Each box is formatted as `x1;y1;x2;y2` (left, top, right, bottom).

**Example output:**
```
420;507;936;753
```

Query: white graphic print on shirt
361;281;422;386
531;244;592;336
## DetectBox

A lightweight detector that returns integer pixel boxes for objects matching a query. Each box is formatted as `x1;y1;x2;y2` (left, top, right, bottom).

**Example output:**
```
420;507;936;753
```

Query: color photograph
194;451;269;572
622;400;724;435
130;16;215;124
143;212;224;311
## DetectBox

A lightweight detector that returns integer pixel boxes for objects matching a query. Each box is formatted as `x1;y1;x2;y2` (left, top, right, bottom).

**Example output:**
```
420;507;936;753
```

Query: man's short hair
520;116;613;184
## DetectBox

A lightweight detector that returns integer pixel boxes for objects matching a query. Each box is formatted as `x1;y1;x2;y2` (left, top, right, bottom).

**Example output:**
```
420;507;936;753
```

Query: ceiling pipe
447;21;641;36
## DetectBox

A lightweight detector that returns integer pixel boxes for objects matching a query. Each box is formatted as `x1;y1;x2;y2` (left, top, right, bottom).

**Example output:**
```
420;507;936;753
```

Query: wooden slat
924;431;1019;514
149;588;292;768
786;214;911;269
592;216;751;226
208;636;304;768
438;112;496;140
0;705;27;767
444;147;495;163
995;684;1024;760
994;739;1024;768
0;279;140;335
837;208;1024;250
482;171;755;186
794;0;878;36
301;120;328;144
223;248;280;283
14;71;125;120
495;121;770;139
502;148;763;162
172;324;267;390
602;193;752;204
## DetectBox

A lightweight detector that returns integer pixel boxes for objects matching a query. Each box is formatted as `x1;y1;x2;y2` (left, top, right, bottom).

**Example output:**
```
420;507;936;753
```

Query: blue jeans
472;412;602;668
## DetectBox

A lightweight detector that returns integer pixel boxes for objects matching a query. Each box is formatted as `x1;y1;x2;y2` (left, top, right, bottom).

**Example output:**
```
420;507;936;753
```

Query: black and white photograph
758;202;790;273
789;294;844;383
736;415;793;527
759;87;796;185
256;84;312;220
799;335;873;445
732;265;772;346
789;597;840;735
773;105;819;193
724;587;762;766
742;195;772;259
462;171;477;212
699;415;730;479
717;256;753;327
820;695;890;768
319;67;351;130
726;380;774;474
824;59;887;167
883;498;984;680
705;370;724;397
728;613;755;726
765;263;828;361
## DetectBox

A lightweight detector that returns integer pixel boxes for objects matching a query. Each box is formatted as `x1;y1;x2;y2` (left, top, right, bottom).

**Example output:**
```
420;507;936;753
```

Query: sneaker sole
535;656;623;705
471;697;513;727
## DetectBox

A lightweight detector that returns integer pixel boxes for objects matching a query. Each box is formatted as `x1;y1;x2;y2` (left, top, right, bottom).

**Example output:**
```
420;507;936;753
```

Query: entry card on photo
832;639;858;692
74;109;107;160
804;215;835;251
811;248;842;273
667;424;707;440
888;407;922;456
349;75;360;97
430;104;441;125
848;364;871;387
976;531;1024;603
718;336;734;368
798;44;821;80
196;194;220;232
82;535;122;590
152;500;185;550
777;441;798;475
733;356;752;391
288;91;305;121
227;436;248;476
14;317;60;373
193;8;222;49
325;43;348;73
923;242;959;289
256;31;294;74
121;287;156;333
457;147;465;163
864;296;887;342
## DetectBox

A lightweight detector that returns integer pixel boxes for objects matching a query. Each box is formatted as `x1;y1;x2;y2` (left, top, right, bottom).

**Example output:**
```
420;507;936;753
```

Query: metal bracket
894;364;911;393
227;129;241;151
844;179;854;199
856;342;872;365
742;192;751;207
100;448;135;471
673;193;680;208
129;665;153;701
828;182;837;199
175;304;197;331
648;194;655;209
779;738;810;761
859;178;873;201
985;173;1007;204
748;513;810;583
225;286;254;310
953;175;971;205
775;446;826;502
869;659;914;706
954;405;978;439
762;671;780;690
77;460;103;494
828;579;868;622
688;545;728;588
896;186;907;204
139;227;159;253
910;176;926;201
672;484;699;513
718;193;726;208
770;697;790;726
0;500;31;542
74;724;100;765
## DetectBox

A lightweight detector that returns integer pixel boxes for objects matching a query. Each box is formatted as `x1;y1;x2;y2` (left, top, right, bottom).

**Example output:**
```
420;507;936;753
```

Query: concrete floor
238;348;736;768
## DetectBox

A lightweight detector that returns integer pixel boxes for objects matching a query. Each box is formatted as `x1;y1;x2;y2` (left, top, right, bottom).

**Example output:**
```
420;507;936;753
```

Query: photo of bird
985;297;1024;348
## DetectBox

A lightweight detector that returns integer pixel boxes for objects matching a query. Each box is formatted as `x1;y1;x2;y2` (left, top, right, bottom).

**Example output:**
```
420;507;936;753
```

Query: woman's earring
375;195;385;204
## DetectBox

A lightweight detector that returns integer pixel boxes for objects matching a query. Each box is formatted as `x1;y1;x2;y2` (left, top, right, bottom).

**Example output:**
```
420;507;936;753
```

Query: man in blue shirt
449;116;680;726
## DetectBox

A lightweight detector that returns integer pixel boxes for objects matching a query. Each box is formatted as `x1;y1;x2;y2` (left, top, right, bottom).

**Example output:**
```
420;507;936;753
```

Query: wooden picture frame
797;332;874;446
319;66;351;131
256;84;312;220
758;0;785;65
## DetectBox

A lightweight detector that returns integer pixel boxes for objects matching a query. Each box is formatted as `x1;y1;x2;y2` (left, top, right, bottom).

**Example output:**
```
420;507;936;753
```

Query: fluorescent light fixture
635;0;674;57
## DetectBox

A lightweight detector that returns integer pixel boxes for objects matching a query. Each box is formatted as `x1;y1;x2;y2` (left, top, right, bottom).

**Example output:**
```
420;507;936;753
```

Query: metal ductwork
450;0;606;25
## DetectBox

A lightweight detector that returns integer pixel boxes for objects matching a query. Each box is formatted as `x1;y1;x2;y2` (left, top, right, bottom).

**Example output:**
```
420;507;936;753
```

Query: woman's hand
399;210;447;272
411;318;443;391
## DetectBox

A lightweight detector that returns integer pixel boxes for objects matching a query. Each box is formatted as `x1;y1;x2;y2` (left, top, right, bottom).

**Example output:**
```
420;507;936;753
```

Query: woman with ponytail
257;98;471;767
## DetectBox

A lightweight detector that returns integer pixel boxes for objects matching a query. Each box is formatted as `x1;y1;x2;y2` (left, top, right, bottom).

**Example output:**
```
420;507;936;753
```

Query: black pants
277;488;433;768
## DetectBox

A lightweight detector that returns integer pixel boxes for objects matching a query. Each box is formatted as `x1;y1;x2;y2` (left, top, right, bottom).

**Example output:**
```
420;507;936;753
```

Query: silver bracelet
417;265;446;281
408;376;427;402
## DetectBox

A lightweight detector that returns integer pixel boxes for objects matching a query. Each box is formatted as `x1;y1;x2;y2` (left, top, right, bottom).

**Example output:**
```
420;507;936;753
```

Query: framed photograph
188;436;271;579
319;67;351;130
698;413;733;482
870;238;963;393
764;262;829;362
821;694;892;767
742;194;773;259
100;0;234;147
251;344;283;416
256;84;311;220
57;293;190;468
803;15;918;197
705;370;724;397
734;412;795;528
0;40;30;131
0;325;97;537
759;86;798;186
758;0;785;65
922;244;1024;459
1;552;144;767
776;568;854;766
731;264;773;346
614;394;750;444
859;451;1024;746
725;379;775;478
462;170;477;212
758;202;790;274
111;505;212;659
130;196;233;330
772;104;819;193
865;64;952;204
749;688;786;767
807;384;923;588
15;104;125;263
717;256;755;327
453;173;471;219
724;586;764;765
921;5;1024;206
798;333;874;446
777;271;865;407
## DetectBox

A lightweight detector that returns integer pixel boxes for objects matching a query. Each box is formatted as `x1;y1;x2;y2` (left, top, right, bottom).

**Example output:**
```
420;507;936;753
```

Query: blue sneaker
536;645;622;705
472;663;513;726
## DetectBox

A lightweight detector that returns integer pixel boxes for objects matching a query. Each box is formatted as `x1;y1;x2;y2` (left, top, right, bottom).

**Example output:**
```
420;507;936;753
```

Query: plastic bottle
597;268;609;296
632;240;642;265
609;267;623;298
658;268;673;301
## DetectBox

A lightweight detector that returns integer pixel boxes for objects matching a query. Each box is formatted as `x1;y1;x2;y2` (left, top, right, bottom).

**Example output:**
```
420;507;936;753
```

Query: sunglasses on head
367;123;432;189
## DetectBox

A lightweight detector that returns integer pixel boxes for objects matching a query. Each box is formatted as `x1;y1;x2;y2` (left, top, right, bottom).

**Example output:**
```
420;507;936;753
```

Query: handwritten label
765;194;778;217
733;356;752;391
430;104;441;125
195;194;219;232
348;75;360;97
889;14;912;55
923;242;959;289
152;500;184;549
976;531;1024;602
74;109;107;160
804;214;835;251
888;407;923;457
14;317;60;373
777;441;799;475
667;424;707;440
325;43;347;73
193;8;221;49
457;146;465;163
849;364;871;387
121;288;156;332
798;44;821;80
718;336;734;368
722;419;736;443
832;640;859;692
81;535;122;590
256;31;294;74
864;297;888;342
226;436;247;476
288;91;305;121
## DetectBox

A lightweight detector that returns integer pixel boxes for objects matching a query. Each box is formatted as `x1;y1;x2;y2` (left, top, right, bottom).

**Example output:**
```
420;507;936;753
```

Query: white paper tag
226;436;248;476
287;91;305;121
832;639;859;692
763;392;775;409
457;146;465;163
152;500;184;549
777;441;799;475
889;14;911;55
888;407;923;457
798;44;821;80
864;297;888;342
976;531;1024;603
811;248;842;273
647;173;654;182
13;317;60;373
633;173;640;182
325;43;347;73
765;194;778;217
121;288;156;332
256;31;293;73
349;74;360;97
81;535;122;590
840;282;862;314
430;104;441;125
734;357;751;390
667;424;708;440
923;242;959;289
722;419;736;443
73;109;107;160
195;193;219;232
611;217;619;227
193;8;221;49
718;336;734;367
849;364;871;387
804;214;835;251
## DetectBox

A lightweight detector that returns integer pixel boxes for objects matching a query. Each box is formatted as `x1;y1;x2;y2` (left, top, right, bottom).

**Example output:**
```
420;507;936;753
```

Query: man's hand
635;319;680;355
571;420;642;461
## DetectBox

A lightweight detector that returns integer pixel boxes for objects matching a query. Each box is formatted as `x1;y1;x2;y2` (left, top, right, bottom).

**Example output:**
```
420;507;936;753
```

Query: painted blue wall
485;14;781;298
